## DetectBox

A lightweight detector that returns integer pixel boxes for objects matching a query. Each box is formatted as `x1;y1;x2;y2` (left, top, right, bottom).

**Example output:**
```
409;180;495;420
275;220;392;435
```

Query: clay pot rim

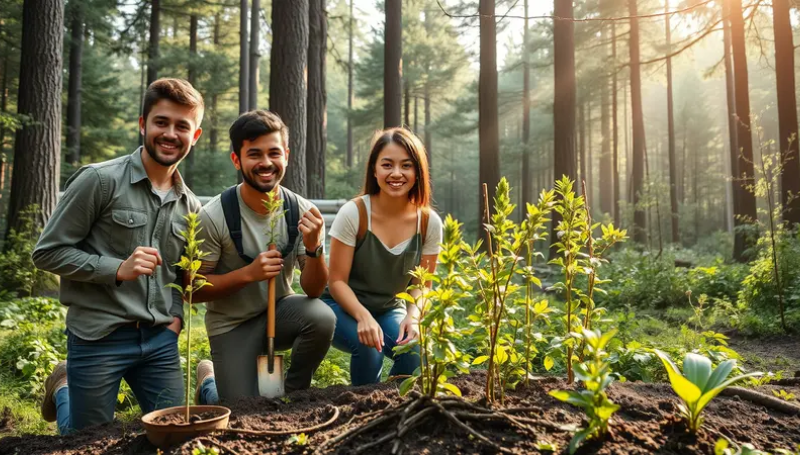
141;405;231;428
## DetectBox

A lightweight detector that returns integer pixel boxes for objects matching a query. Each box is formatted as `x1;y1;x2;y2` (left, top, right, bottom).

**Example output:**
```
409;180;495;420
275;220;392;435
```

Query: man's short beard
144;132;190;167
241;167;285;193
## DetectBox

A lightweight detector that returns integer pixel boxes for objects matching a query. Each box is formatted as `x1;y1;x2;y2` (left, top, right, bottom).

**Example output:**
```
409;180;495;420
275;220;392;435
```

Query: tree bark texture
612;22;620;226
270;0;309;195
307;0;327;199
628;0;647;243
210;13;220;155
6;0;63;237
66;3;83;166
404;78;410;128
771;0;800;225
184;13;198;188
384;0;402;128
249;0;261;110
730;0;758;261
239;0;249;115
521;0;532;208
346;0;354;167
147;0;160;86
479;0;500;225
600;34;612;216
722;1;738;234
665;0;679;243
424;84;431;163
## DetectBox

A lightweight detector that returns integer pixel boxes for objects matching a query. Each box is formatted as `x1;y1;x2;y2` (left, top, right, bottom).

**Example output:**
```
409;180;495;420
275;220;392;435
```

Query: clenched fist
116;247;162;281
299;206;324;252
244;249;284;282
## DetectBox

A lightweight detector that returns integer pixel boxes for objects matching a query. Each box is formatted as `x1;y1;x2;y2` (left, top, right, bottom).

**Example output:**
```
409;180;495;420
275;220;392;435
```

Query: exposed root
221;405;340;436
722;387;800;415
317;395;555;454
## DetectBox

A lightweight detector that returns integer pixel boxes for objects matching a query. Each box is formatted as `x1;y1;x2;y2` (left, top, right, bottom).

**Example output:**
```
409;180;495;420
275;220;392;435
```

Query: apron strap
354;197;368;244
419;207;430;249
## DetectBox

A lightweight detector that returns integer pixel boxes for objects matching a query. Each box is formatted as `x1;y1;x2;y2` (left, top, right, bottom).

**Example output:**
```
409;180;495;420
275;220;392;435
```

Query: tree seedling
166;212;213;422
550;328;620;454
654;350;762;432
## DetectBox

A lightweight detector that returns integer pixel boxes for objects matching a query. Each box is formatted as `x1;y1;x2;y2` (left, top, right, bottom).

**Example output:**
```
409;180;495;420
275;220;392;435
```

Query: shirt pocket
110;209;148;257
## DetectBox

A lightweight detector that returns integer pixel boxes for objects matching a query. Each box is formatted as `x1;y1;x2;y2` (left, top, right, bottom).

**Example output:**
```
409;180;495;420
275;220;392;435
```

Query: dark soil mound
1;372;798;454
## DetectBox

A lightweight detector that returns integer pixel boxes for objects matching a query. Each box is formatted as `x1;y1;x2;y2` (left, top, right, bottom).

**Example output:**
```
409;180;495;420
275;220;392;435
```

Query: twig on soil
772;378;800;386
184;437;242;455
431;401;515;454
221;405;340;436
721;387;800;415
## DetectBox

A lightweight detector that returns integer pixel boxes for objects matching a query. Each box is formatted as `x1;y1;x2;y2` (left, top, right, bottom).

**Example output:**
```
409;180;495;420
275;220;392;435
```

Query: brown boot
41;361;67;422
195;359;215;405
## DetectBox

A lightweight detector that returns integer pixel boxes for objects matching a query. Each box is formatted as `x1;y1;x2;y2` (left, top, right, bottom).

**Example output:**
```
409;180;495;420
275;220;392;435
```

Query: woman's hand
396;315;419;345
357;313;384;352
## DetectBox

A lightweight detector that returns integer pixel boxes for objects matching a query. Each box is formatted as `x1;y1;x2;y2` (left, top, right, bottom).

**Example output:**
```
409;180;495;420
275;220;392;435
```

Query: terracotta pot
141;405;231;447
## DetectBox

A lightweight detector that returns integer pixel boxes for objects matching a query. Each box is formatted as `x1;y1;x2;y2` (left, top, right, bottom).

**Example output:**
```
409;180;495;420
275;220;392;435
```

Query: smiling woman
321;127;443;386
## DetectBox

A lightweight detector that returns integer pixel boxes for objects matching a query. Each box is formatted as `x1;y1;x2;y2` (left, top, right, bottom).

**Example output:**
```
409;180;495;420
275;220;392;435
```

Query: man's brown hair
141;78;205;124
361;127;431;207
229;110;289;157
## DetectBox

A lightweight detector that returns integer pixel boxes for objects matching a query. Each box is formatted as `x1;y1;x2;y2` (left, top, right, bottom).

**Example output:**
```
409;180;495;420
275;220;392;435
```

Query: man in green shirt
33;78;204;434
192;110;335;404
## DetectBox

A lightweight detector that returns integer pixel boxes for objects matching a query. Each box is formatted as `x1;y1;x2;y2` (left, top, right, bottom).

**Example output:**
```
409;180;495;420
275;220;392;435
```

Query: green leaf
568;427;593;454
440;382;462;397
472;355;489;366
683;353;713;392
655;350;702;405
544;355;555;371
399;376;417;396
714;438;729;455
396;292;416;304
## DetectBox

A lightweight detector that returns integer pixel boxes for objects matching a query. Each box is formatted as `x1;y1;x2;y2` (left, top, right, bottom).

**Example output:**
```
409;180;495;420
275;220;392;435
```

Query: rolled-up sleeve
32;168;123;284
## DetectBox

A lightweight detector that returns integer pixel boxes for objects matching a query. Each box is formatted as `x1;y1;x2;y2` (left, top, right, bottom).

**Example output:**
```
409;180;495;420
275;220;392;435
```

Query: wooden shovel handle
267;244;277;338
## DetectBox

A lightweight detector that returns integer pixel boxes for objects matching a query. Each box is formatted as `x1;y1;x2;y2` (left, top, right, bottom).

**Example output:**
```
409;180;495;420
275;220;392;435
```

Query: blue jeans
54;325;183;435
322;298;419;386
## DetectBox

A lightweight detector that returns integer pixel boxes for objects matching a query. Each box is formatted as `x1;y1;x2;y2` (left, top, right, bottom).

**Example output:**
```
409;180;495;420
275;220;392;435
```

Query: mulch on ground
1;371;798;455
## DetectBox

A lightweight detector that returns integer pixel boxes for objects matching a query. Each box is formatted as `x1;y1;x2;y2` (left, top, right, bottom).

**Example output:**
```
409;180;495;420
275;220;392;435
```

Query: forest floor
1;371;798;455
728;333;800;376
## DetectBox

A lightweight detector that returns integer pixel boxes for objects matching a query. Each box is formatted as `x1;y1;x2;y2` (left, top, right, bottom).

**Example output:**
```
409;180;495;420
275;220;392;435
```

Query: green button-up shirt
32;148;201;340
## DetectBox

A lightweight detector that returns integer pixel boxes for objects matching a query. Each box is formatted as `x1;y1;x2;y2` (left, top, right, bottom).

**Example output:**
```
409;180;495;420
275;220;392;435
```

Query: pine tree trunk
612;22;620;226
210;13;220;155
147;0;160;85
628;0;647;243
723;1;738;234
239;0;249;115
66;4;83;166
587;98;593;203
479;0;500;226
579;99;586;192
184;14;198;188
0;50;8;156
404;78;410;128
772;0;800;225
522;0;532;208
665;0;679;243
384;0;402;128
730;0;758;261
600;37;612;216
249;0;260;110
413;96;418;133
346;0;354;167
270;0;309;195
551;0;577;254
424;84;431;163
307;0;327;199
6;0;63;237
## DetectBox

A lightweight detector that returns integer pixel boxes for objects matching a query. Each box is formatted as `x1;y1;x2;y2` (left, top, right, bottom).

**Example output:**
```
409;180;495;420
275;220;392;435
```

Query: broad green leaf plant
654;350;762;432
166;212;213;421
395;215;471;398
549;328;620;454
465;178;554;403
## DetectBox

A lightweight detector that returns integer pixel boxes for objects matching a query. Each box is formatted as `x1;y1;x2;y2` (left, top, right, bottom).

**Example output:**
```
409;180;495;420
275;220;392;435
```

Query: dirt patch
151;410;222;426
728;334;800;375
0;372;798;455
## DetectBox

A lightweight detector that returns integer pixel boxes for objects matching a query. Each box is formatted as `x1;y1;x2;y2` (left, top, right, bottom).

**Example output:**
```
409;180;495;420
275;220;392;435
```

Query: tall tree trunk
587;98;593;203
665;0;679;243
612;22;620;226
628;0;647;243
307;0;327;199
424;83;431;162
249;0;260;110
6;0;63;237
579;98;586;192
184;13;198;188
66;3;83;166
772;0;800;225
384;0;402;128
723;1;738;235
479;0;500;226
413;96;418;132
600;35;612;216
147;0;160;85
551;0;577;254
521;0;532;207
730;0;757;261
210;13;220;155
270;0;309;195
404;78;410;127
0;51;8;156
239;0;249;114
346;0;354;167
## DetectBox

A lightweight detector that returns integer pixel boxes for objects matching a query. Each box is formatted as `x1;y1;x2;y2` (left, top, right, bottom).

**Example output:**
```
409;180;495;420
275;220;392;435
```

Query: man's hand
299;206;324;252
166;316;181;335
116;247;162;281
244;250;284;282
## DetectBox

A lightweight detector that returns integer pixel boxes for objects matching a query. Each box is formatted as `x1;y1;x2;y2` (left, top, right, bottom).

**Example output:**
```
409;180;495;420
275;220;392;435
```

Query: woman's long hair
360;127;431;207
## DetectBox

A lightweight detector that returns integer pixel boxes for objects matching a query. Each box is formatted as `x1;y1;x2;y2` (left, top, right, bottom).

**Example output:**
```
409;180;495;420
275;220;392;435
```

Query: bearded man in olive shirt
33;78;204;434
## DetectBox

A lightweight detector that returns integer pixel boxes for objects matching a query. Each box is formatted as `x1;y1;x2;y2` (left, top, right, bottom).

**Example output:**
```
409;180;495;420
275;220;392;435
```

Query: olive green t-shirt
197;185;324;337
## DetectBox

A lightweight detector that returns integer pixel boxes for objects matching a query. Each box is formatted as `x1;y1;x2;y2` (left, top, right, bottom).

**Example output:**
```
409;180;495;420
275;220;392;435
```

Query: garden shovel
257;244;285;398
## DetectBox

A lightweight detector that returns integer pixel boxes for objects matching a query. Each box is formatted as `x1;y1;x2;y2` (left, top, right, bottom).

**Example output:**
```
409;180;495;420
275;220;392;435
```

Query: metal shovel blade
256;354;285;398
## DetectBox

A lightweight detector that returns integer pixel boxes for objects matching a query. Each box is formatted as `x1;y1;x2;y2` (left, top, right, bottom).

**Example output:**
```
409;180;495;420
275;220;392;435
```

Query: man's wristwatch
306;243;324;258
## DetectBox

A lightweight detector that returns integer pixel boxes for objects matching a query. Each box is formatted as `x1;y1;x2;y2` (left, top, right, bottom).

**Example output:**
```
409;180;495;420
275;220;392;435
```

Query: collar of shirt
129;147;188;198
